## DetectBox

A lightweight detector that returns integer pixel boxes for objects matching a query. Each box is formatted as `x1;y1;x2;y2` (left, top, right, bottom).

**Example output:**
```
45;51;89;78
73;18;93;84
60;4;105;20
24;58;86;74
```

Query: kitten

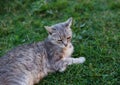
0;18;85;85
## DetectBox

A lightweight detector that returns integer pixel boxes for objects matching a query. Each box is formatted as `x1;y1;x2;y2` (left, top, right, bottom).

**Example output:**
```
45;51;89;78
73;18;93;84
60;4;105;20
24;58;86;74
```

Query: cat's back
0;41;47;84
0;41;46;66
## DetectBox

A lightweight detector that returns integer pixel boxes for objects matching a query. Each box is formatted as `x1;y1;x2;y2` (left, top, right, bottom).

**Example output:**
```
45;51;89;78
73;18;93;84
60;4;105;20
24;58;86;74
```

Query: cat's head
45;18;73;48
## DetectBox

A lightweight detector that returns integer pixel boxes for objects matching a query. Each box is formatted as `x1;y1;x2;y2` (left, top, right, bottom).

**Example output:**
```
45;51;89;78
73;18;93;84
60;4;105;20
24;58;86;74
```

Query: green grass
0;0;120;85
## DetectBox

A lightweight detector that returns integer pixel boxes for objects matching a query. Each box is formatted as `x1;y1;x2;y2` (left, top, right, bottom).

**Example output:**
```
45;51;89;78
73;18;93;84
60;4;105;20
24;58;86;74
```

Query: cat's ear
44;26;52;34
64;17;72;28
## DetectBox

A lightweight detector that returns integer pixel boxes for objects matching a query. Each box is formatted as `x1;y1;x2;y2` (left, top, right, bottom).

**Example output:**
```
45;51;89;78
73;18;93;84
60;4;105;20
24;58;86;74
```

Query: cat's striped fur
0;18;85;85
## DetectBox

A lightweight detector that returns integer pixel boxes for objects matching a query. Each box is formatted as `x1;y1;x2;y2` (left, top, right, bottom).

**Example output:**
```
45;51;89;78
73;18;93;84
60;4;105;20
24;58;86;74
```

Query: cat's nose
63;40;68;47
64;43;68;47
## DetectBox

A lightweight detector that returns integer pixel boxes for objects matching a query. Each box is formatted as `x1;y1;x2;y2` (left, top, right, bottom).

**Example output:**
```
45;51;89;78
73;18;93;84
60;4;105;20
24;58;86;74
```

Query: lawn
0;0;120;85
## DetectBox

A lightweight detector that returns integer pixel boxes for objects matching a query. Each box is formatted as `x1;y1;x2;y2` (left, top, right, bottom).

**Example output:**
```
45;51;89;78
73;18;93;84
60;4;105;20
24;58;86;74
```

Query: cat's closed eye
57;39;62;43
67;37;71;40
58;40;62;41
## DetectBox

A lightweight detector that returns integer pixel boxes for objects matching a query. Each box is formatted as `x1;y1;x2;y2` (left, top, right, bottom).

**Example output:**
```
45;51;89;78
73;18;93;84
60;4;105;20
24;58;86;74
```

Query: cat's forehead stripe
58;26;67;38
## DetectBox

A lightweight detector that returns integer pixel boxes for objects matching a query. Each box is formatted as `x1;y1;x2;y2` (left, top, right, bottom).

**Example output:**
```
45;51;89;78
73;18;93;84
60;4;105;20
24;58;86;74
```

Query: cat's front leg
62;57;86;65
55;57;86;72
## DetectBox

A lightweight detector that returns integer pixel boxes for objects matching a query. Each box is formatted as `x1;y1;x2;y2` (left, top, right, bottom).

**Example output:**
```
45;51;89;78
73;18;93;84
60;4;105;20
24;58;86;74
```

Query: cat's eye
58;40;62;41
49;32;52;35
67;37;71;39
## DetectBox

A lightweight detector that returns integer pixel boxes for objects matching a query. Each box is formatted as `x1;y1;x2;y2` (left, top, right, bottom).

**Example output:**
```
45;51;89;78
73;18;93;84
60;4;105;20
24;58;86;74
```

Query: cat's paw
78;57;86;63
59;67;66;72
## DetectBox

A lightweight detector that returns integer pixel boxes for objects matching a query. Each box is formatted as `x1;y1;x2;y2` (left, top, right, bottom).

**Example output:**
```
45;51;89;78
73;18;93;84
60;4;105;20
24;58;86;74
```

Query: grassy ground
0;0;120;85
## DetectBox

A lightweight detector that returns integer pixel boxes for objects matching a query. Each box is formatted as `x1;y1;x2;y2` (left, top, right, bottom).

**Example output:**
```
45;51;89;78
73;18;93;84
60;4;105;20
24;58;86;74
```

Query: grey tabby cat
0;18;85;85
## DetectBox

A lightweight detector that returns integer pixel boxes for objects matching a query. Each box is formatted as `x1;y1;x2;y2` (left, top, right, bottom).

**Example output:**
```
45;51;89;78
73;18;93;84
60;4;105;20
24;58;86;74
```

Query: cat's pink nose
64;44;68;47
